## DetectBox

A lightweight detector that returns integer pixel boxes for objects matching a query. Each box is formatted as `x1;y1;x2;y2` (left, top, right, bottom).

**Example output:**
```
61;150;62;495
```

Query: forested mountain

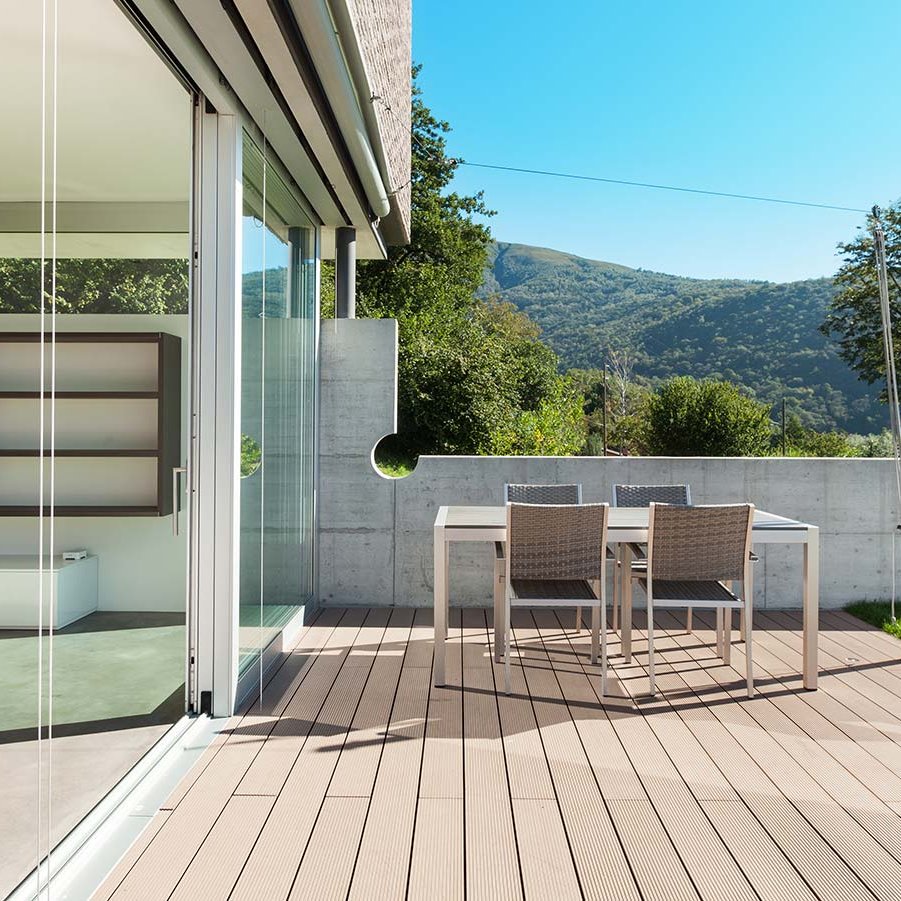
481;242;883;433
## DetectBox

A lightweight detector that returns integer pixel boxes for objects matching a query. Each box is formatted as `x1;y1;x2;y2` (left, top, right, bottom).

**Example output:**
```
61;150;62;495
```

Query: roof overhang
140;0;397;258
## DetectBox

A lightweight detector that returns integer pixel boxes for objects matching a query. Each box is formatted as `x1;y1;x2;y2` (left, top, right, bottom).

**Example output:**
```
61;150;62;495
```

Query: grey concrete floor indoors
0;612;185;898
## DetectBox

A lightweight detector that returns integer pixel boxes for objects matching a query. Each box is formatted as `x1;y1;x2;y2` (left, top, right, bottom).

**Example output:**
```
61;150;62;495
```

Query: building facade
0;1;410;896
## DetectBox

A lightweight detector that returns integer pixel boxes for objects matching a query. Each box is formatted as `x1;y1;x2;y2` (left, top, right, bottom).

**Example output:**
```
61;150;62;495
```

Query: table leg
493;544;505;663
622;544;633;663
434;525;447;686
803;526;819;690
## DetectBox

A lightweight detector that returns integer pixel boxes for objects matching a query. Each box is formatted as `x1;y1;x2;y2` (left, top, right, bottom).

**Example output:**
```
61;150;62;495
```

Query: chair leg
686;606;693;633
504;598;512;695
715;607;724;658
576;606;582;633
647;600;656;696
741;566;753;643
745;598;754;698
601;596;608;698
591;603;600;665
723;608;732;666
739;607;746;644
612;558;619;632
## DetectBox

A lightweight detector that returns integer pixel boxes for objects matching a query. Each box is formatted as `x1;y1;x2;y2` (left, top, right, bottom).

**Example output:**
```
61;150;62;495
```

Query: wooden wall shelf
0;332;182;517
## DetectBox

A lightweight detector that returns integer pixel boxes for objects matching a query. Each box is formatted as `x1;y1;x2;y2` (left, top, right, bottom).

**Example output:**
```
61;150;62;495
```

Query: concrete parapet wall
319;319;899;610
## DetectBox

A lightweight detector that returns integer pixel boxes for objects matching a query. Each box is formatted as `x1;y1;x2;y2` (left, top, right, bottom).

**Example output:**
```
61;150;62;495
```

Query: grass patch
845;600;901;640
374;449;416;478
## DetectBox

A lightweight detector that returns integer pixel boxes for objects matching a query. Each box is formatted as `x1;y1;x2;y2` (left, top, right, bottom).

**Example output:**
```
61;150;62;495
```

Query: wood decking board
548;612;754;901
624;611;877;901
347;610;433;901
516;611;645;901
90;812;171;901
760;610;901;726
228;609;392;901
408;611;464;899
234;607;377;797
169;795;274;901
158;608;341;813
90;607;901;901
682;611;901;868
327;607;415;798
407;798;465;901
461;609;522;901
747;615;901;772
286;797;369;901
652;610;900;901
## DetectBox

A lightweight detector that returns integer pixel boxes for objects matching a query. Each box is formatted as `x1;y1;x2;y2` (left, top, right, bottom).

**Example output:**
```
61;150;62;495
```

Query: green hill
482;241;883;433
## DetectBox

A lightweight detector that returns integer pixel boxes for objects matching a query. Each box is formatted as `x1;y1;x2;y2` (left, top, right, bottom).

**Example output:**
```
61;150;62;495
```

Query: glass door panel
239;133;316;689
0;0;193;893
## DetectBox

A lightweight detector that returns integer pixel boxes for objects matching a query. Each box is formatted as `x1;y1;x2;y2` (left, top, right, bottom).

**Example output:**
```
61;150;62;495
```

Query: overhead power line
456;161;868;214
372;94;868;215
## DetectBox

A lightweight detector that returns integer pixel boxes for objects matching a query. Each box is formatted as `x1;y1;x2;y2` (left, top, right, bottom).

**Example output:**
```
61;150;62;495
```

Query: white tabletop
439;506;810;531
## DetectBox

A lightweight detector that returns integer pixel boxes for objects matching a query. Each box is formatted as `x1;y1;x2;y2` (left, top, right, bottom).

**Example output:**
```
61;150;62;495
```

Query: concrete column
335;226;356;318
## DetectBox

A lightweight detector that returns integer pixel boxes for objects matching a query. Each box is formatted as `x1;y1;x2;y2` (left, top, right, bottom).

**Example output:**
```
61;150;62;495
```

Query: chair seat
497;542;616;560
638;578;744;607
510;578;598;603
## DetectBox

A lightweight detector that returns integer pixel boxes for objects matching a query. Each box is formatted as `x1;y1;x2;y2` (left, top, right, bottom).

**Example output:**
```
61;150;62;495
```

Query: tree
336;68;584;458
642;376;773;456
0;258;188;314
782;413;858;457
822;202;901;391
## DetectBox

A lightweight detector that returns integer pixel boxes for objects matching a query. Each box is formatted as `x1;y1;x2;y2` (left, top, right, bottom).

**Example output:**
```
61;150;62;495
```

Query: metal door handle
172;466;187;536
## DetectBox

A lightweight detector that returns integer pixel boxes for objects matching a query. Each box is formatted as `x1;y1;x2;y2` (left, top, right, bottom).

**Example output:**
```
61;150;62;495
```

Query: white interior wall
0;314;189;612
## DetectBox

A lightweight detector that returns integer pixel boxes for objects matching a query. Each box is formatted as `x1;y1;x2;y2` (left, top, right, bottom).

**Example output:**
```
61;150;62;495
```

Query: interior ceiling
0;0;191;206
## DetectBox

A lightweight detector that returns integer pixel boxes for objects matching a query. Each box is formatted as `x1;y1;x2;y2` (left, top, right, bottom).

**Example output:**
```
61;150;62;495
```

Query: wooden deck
92;606;901;901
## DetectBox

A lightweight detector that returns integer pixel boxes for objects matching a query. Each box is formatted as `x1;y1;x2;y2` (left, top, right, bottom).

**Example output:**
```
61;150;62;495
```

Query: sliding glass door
0;1;194;894
238;132;316;692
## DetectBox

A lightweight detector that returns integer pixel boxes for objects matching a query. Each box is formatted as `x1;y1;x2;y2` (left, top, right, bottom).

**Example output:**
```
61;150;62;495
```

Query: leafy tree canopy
0;258;188;314
822;201;901;391
333;67;585;458
642;376;773;457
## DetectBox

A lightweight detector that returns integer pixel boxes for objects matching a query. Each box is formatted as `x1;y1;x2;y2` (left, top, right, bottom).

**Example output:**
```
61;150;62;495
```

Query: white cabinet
0;555;99;629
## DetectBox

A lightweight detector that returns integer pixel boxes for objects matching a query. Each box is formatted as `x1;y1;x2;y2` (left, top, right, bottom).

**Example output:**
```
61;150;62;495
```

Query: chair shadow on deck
218;605;901;755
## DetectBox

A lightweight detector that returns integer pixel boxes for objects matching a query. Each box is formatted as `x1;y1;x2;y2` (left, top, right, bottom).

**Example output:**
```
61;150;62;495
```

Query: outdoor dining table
433;505;820;690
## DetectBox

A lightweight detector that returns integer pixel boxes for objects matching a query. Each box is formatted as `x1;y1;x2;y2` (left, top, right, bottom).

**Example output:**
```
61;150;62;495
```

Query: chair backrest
647;503;753;583
506;502;608;582
612;484;691;507
504;483;582;504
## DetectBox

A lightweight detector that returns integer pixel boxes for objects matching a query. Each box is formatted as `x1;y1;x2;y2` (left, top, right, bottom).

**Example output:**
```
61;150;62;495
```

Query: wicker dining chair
503;502;610;696
640;502;755;698
612;484;692;632
493;484;583;661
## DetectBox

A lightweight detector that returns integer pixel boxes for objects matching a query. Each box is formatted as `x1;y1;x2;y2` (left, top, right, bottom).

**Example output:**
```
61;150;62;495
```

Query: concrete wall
318;319;900;610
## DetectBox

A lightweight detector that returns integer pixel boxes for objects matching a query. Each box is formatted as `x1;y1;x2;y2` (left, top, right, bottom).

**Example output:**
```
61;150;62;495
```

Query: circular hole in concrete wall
240;434;262;478
372;434;418;479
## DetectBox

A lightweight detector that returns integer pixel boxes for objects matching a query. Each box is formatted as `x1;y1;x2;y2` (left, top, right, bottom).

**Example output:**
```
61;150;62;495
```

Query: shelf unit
0;332;182;516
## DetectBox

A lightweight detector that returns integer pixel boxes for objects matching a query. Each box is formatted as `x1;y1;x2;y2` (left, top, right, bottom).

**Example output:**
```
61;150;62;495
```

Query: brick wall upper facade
346;0;412;244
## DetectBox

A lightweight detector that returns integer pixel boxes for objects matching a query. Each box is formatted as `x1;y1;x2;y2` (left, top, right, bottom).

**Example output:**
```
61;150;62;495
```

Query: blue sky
413;1;900;282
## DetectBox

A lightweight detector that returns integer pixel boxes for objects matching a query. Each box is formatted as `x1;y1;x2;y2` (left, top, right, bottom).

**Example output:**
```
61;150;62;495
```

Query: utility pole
602;364;608;456
872;209;901;622
781;398;786;456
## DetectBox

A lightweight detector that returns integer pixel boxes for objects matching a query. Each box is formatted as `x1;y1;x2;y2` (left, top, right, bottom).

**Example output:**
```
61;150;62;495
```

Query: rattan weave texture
613;484;690;507
505;483;581;504
508;502;608;581
649;503;752;583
